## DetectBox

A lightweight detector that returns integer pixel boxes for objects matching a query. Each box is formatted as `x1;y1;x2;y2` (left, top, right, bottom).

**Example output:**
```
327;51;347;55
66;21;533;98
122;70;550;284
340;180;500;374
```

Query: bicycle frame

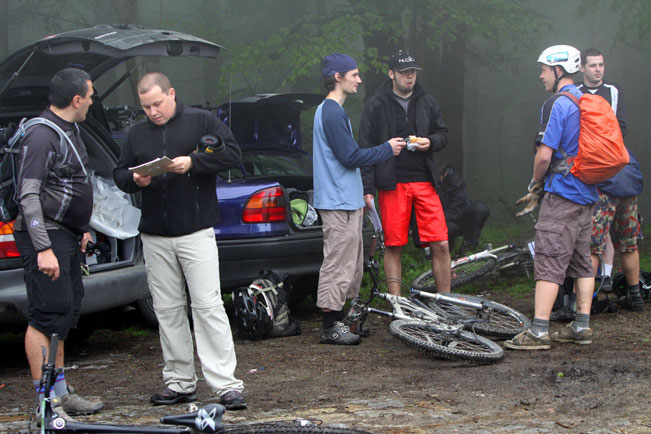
349;234;465;333
36;335;225;434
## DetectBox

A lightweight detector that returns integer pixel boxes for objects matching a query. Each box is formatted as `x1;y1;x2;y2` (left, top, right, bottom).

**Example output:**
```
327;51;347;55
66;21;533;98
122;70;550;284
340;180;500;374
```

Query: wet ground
0;291;649;433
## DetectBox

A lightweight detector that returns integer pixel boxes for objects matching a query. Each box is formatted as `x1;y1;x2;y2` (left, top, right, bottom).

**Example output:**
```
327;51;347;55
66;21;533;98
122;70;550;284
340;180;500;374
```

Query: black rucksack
0;117;85;222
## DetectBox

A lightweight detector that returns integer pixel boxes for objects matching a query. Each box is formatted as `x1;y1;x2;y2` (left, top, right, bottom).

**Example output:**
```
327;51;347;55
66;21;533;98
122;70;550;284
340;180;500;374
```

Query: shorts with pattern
591;193;639;255
533;193;594;286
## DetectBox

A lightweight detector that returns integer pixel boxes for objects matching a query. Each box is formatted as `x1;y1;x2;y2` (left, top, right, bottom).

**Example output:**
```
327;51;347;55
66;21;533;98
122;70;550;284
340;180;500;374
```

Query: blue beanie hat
322;53;358;77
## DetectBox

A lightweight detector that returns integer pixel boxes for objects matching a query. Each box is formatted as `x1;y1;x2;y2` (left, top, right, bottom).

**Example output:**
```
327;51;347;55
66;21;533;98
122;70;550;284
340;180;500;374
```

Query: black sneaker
220;390;247;410
319;322;361;345
150;388;197;405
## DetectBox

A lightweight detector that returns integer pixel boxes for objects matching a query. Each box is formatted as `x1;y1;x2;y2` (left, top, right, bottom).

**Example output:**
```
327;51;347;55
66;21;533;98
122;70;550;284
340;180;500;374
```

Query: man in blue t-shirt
313;53;405;345
506;45;598;351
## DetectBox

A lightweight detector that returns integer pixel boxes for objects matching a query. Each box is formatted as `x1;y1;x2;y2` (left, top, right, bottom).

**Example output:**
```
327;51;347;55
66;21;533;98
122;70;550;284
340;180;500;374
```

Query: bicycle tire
411;257;497;292
389;320;503;364
425;293;531;339
220;424;372;433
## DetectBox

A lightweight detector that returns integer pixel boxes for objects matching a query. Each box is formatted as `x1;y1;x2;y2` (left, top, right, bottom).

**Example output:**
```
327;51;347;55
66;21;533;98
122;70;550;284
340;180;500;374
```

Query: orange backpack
556;92;629;184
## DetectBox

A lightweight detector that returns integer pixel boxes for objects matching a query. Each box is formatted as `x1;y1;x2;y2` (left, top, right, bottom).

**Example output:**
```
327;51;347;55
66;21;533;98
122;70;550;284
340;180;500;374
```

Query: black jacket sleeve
188;113;242;174
359;101;379;195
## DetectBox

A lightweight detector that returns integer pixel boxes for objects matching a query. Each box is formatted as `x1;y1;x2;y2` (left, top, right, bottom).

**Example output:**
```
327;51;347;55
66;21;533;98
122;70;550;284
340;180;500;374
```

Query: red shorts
379;182;448;247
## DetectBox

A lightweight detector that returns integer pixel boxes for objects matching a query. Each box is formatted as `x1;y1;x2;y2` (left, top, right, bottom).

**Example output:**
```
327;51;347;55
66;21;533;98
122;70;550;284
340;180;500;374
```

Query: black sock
322;310;342;329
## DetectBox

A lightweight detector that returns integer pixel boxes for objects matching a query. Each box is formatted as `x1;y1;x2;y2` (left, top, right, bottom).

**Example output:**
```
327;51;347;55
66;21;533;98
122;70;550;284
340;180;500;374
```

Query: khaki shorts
534;193;594;286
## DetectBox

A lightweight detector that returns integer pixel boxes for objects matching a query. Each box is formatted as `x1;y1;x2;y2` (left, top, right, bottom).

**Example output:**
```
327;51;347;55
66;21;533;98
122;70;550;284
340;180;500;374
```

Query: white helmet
537;45;581;74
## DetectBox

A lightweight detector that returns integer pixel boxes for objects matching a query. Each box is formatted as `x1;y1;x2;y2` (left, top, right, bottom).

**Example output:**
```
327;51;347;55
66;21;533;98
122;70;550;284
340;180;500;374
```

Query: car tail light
242;187;287;223
0;221;20;259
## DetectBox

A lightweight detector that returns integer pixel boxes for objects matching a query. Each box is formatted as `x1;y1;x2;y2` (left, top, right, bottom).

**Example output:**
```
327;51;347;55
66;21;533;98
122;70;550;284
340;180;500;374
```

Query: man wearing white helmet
506;45;598;350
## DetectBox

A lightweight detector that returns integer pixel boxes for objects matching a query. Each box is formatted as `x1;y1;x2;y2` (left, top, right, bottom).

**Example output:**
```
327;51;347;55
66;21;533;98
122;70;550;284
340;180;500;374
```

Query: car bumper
216;225;374;290
0;264;150;329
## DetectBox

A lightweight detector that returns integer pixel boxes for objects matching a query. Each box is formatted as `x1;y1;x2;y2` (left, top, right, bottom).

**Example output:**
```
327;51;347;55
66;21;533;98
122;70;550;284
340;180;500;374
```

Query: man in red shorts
359;50;450;295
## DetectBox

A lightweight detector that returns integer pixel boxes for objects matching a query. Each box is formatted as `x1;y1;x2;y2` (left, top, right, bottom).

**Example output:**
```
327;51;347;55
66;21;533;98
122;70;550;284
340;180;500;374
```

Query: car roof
0;24;223;99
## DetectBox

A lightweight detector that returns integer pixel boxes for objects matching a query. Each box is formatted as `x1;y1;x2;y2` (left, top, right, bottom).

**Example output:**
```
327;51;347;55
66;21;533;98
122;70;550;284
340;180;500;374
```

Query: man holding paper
113;72;247;410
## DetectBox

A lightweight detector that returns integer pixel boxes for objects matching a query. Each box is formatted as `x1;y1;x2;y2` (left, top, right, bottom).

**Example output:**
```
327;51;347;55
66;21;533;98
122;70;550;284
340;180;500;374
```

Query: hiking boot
220;390;247;411
504;329;550;350
620;292;644;312
60;391;103;416
36;397;76;425
150;388;197;405
551;322;593;344
319;322;361;345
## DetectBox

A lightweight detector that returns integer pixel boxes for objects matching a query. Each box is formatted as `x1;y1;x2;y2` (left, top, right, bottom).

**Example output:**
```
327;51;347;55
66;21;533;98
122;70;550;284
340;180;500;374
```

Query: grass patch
124;325;153;337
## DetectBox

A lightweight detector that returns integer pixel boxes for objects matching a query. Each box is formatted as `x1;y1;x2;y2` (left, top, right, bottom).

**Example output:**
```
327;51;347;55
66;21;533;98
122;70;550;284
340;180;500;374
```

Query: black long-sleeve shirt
113;102;241;237
15;108;93;251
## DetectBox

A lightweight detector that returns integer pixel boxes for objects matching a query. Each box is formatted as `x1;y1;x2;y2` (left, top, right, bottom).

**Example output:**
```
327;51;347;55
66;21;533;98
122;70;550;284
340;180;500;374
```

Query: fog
1;0;648;224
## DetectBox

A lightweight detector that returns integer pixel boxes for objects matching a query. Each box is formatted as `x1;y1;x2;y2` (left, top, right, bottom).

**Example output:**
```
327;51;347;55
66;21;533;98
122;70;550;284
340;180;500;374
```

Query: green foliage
124;325;152;337
203;0;547;95
578;0;651;51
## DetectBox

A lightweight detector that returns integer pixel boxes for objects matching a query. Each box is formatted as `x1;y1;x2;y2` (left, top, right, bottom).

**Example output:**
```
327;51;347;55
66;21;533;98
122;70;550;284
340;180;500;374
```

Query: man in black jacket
113;72;247;410
15;68;103;419
359;50;451;295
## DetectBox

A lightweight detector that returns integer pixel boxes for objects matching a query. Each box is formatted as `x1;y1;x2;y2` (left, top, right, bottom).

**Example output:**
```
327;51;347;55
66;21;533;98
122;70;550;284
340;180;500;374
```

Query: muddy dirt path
1;292;649;433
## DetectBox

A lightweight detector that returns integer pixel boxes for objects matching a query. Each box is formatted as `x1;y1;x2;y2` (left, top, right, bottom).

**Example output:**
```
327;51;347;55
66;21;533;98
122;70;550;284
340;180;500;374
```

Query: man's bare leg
430;241;451;293
25;325;64;380
384;245;403;296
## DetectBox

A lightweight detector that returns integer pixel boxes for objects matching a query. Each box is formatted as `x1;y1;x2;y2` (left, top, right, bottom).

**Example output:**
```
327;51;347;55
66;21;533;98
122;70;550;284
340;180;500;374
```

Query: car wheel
135;296;158;327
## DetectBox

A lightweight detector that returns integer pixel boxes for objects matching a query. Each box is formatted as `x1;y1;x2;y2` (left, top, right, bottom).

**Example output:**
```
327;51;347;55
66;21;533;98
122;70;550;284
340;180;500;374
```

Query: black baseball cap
389;50;422;71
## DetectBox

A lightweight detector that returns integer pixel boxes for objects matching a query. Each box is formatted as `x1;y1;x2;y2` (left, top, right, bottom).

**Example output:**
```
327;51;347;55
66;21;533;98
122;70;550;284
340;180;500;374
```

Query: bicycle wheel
411;257;497;292
425;293;531;339
389;320;503;364
221;423;372;433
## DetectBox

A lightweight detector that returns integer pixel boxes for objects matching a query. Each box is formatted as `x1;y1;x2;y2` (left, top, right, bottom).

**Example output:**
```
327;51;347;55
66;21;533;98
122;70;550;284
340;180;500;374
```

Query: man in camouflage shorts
591;194;644;311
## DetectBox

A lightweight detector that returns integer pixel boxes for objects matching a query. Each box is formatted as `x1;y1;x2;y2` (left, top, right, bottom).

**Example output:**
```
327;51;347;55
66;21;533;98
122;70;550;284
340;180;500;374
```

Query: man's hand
164;156;193;174
37;248;60;281
79;232;93;254
411;136;431;152
133;172;152;187
364;194;375;210
388;138;406;156
515;179;544;217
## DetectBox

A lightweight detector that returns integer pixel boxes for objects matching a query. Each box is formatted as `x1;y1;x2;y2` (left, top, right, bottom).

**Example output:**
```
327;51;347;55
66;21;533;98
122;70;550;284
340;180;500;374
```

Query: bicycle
411;241;535;293
345;234;522;364
33;335;372;434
